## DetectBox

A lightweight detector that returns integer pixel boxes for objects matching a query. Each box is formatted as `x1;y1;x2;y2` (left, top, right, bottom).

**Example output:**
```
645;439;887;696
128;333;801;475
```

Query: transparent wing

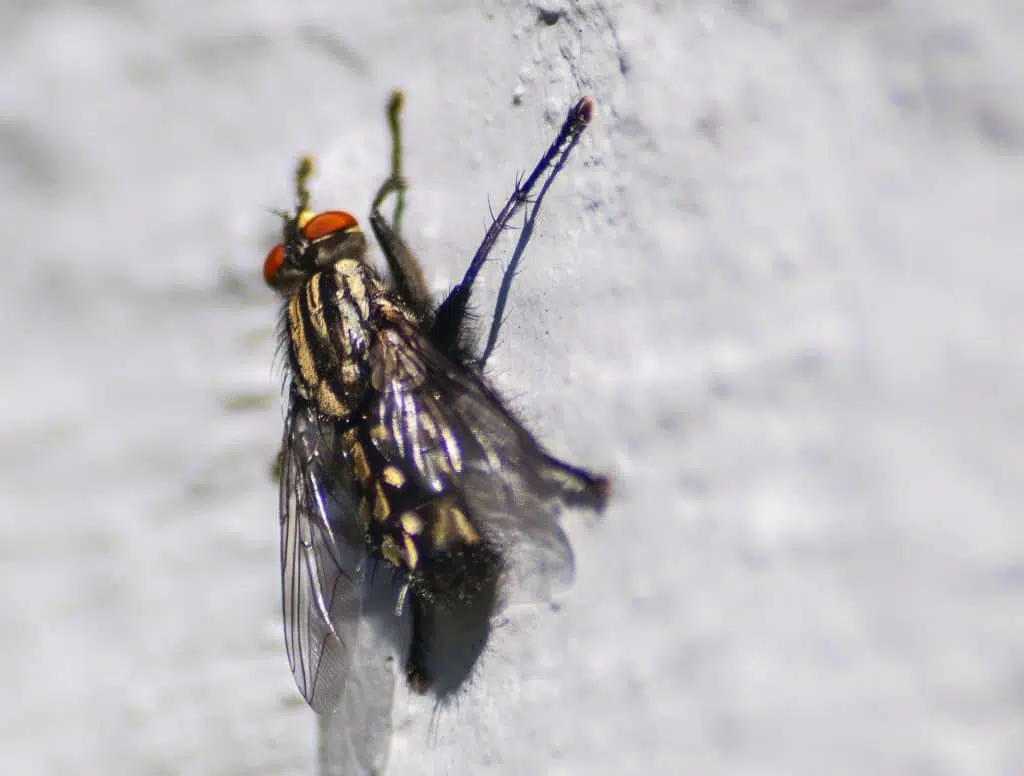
368;325;608;604
280;398;366;713
317;560;409;776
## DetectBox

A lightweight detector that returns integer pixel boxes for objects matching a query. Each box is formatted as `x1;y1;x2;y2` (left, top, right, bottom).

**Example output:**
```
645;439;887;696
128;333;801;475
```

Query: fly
264;91;607;766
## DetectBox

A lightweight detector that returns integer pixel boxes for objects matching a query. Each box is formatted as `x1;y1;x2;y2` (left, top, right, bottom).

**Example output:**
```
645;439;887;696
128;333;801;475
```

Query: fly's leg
370;90;431;316
385;89;405;233
430;97;594;353
294;155;315;220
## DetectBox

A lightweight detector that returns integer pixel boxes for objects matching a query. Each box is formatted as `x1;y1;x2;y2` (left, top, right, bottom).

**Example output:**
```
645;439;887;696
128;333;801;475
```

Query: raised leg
430;97;594;354
294;154;315;219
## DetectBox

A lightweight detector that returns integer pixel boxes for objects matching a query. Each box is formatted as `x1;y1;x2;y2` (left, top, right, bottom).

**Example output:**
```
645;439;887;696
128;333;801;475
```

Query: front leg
370;91;431;317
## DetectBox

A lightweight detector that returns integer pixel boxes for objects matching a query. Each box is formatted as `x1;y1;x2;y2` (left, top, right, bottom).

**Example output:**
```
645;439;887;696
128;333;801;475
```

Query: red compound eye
263;243;285;286
303;211;358;241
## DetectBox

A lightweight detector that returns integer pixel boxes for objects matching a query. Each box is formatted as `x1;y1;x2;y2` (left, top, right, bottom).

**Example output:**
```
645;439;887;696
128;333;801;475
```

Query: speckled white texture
2;1;1022;774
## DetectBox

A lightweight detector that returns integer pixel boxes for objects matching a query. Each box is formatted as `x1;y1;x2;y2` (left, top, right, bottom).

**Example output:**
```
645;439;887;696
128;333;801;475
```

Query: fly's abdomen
286;260;375;418
346;417;500;607
401;497;502;696
354;459;502;697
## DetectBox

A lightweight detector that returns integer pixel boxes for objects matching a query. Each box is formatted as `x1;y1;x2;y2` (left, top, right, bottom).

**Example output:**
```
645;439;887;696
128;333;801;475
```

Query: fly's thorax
285;259;384;418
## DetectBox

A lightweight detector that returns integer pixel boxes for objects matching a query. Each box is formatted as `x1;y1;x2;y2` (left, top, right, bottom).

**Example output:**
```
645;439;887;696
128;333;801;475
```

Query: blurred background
2;1;1022;774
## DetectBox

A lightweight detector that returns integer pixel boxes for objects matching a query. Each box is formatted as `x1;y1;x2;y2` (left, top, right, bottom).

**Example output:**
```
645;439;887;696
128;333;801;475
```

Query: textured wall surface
2;1;1022;774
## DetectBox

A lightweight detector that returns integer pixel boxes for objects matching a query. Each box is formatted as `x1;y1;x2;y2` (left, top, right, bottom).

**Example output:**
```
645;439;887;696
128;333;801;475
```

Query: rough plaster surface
2;1;1022;774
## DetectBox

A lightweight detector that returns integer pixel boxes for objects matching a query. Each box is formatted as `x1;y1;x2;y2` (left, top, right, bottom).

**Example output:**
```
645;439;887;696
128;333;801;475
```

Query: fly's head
263;157;369;297
263;210;368;296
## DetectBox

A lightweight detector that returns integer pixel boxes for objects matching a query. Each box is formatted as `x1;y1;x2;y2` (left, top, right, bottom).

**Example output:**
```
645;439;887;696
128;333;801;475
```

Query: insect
264;92;608;748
